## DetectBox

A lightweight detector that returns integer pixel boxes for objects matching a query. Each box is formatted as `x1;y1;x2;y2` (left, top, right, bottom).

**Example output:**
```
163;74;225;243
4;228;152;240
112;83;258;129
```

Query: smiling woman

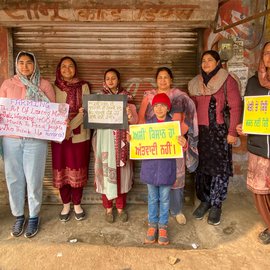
92;68;138;224
188;50;242;226
0;51;55;238
51;56;91;223
17;55;35;78
138;67;198;226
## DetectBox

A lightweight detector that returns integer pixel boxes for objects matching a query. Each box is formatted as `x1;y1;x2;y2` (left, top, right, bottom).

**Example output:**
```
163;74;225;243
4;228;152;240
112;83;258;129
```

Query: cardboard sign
83;94;128;129
242;95;270;135
129;121;183;160
0;98;69;142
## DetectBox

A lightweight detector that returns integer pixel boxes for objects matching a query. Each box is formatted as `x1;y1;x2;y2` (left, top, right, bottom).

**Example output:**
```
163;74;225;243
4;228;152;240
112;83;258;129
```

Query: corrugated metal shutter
12;23;198;204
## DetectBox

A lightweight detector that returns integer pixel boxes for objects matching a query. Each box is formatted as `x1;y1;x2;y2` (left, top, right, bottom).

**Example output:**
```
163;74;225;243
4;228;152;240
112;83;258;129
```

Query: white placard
0;98;69;142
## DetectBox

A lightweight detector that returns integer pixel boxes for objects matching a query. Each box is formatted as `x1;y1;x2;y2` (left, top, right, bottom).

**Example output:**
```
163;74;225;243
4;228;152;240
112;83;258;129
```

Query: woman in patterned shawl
92;68;138;223
138;66;198;225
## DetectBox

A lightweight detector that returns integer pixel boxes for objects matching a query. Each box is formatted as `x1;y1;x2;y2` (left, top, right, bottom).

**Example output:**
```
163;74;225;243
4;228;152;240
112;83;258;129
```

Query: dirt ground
0;192;270;270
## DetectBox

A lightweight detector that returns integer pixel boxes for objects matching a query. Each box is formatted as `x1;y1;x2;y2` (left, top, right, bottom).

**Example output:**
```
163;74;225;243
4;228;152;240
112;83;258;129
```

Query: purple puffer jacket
140;115;176;186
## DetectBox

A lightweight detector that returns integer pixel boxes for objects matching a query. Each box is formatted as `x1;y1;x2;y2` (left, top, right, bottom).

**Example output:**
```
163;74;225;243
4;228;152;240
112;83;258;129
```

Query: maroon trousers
60;184;83;205
102;167;127;209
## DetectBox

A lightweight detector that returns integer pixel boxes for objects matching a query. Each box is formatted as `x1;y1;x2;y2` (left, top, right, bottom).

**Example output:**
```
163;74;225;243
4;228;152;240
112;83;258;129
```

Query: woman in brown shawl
188;50;242;226
51;56;91;222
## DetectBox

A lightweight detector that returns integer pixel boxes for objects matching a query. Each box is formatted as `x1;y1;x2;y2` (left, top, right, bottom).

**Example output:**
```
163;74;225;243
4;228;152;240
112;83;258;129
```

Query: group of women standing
0;45;269;245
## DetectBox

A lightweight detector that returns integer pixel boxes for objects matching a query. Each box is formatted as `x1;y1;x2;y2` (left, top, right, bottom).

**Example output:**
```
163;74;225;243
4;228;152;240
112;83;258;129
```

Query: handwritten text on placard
243;95;270;135
129;121;183;160
88;100;123;124
0;98;69;142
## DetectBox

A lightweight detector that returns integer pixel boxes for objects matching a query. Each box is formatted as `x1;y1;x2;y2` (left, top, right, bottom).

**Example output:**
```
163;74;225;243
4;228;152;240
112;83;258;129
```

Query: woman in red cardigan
188;50;242;226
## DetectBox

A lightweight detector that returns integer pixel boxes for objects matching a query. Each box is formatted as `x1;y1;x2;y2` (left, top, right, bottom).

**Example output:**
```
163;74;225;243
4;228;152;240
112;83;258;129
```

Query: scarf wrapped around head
55;56;90;118
258;41;270;89
16;51;50;102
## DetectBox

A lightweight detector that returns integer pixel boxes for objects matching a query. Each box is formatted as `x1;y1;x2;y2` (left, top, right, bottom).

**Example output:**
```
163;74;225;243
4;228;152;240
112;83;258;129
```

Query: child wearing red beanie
140;93;187;245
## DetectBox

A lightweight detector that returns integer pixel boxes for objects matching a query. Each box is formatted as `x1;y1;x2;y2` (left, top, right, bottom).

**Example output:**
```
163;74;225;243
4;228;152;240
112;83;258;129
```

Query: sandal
118;210;128;222
105;212;114;223
258;228;270;244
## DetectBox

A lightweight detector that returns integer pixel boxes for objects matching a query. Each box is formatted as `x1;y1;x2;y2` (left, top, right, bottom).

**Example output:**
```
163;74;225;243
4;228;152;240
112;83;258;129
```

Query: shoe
24;217;40;238
118;210;128;222
105;211;114;223
59;211;71;222
193;202;211;220
258;228;270;244
11;215;26;237
144;223;158;244
158;224;169;245
74;209;86;221
175;213;186;225
207;206;222;226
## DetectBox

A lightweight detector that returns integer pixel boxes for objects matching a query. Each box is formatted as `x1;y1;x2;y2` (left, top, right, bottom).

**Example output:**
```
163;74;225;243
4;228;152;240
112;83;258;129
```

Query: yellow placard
129;121;183;160
243;95;270;135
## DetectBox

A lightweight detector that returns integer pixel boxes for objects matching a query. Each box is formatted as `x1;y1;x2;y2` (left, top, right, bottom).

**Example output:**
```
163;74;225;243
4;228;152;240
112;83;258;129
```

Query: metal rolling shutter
12;23;199;204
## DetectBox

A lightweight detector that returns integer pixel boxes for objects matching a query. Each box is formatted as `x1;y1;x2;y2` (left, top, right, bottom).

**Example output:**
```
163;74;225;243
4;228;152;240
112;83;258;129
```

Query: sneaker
258;228;270;245
144;223;158;244
11;215;26;237
75;209;86;221
193;202;211;220
175;213;186;225
207;206;222;226
24;217;40;238
158;224;169;245
59;211;71;222
118;210;128;222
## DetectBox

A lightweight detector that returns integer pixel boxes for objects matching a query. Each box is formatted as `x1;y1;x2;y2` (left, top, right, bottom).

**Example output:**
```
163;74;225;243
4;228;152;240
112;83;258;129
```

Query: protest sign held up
129;121;183;160
0;98;69;142
83;94;128;129
242;95;270;135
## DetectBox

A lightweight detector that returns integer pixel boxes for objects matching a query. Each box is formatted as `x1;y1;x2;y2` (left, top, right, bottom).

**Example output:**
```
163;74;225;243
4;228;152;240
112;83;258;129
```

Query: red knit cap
152;93;171;110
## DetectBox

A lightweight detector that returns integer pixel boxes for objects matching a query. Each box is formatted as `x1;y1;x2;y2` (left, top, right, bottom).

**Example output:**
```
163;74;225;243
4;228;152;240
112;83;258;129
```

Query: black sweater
245;74;270;159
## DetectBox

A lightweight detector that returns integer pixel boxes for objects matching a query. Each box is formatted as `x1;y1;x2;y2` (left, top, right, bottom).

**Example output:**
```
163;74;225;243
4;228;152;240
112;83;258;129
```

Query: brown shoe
118;210;128;222
105;212;114;223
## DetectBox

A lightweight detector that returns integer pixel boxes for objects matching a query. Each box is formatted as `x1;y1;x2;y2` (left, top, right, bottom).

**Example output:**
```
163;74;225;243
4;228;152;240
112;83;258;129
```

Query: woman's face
156;70;172;92
17;55;34;78
263;43;270;68
60;59;76;82
201;54;219;74
105;71;119;92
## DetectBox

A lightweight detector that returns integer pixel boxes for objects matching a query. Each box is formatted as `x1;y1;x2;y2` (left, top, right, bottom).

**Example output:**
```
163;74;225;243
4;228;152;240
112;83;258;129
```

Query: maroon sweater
191;75;242;137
